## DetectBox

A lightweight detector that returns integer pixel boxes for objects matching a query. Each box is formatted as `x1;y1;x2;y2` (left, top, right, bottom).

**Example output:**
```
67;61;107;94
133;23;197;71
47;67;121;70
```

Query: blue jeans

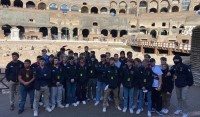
123;87;134;109
96;81;106;101
138;89;152;111
51;85;63;105
66;82;76;104
19;85;34;110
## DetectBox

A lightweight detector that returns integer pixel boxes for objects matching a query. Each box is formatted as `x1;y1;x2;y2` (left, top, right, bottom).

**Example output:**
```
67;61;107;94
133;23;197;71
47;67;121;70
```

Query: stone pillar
47;28;51;40
117;30;120;42
10;0;14;7
69;29;73;40
58;28;61;40
11;27;20;40
23;3;26;8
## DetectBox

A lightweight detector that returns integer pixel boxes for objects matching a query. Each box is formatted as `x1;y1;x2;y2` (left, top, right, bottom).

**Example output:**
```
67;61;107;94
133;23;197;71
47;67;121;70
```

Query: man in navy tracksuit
76;57;89;105
5;52;24;111
170;55;193;117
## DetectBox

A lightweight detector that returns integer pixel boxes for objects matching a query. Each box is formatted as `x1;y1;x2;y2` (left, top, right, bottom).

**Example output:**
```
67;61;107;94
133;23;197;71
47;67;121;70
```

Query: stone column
58;28;62;40
69;29;73;40
11;27;20;40
117;30;121;42
47;28;51;40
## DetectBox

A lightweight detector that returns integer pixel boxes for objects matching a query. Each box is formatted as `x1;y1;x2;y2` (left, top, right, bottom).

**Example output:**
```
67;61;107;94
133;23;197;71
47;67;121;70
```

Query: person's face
39;60;45;66
49;57;54;62
114;55;119;61
134;61;139;66
101;57;106;62
37;58;40;63
128;53;132;59
162;64;167;70
127;61;132;67
12;55;18;61
120;53;125;58
85;47;88;52
54;59;59;65
143;61;148;67
69;58;74;63
24;62;30;68
109;59;115;65
42;51;47;56
106;56;110;62
79;60;85;66
161;60;166;65
63;57;67;63
150;61;155;66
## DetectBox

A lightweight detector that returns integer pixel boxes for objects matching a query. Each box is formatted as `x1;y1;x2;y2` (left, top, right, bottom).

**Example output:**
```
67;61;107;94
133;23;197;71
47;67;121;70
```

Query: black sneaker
156;111;164;116
18;109;24;114
10;105;14;111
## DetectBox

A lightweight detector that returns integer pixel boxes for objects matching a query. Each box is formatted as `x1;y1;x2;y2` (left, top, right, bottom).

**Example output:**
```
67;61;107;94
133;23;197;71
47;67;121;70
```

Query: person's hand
71;79;74;83
167;72;171;76
56;82;60;86
157;87;161;91
142;87;145;90
24;82;29;86
166;92;171;95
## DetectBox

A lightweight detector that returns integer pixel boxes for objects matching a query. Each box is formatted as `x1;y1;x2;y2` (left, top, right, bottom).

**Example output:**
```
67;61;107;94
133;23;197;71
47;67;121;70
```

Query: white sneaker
148;111;151;117
117;106;122;111
51;105;55;111
174;109;182;115
73;103;77;107
102;107;106;112
106;102;109;107
182;113;188;117
45;107;52;112
58;104;64;108
162;108;169;114
33;110;38;117
94;101;100;106
136;109;142;114
65;104;69;108
129;108;134;114
82;101;86;105
76;101;80;105
165;109;169;114
39;102;43;106
122;107;127;112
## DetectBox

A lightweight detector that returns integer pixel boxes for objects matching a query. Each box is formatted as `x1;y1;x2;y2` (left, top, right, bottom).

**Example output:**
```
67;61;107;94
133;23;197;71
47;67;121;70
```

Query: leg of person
113;88;121;110
28;88;35;109
71;83;77;106
18;85;27;114
151;89;156;111
9;81;16;110
42;86;51;112
102;88;111;112
95;81;102;105
133;87;138;109
136;90;144;114
87;79;92;100
82;82;88;103
164;92;171;114
33;90;41;116
147;91;152;117
76;83;81;103
123;87;128;112
129;87;134;113
51;87;57;110
175;87;183;115
66;82;71;105
57;85;64;108
91;79;97;100
156;90;163;115
182;86;189;116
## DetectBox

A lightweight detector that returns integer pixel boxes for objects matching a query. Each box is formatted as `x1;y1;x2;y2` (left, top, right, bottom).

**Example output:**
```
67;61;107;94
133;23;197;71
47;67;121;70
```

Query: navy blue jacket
76;64;89;84
65;63;78;83
121;65;137;88
106;65;120;89
97;62;108;83
87;60;98;79
51;66;64;87
162;69;174;93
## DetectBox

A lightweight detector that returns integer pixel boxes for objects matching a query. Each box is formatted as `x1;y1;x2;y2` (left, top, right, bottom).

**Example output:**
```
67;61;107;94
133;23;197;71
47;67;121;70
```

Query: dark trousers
152;88;162;111
77;82;87;101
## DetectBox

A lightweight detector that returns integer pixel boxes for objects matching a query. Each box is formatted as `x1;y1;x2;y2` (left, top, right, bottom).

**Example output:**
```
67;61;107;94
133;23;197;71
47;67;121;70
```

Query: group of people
5;46;194;117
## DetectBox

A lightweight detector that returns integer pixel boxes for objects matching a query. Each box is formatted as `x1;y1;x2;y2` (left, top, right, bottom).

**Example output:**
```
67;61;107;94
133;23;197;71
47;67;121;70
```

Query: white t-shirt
152;65;163;88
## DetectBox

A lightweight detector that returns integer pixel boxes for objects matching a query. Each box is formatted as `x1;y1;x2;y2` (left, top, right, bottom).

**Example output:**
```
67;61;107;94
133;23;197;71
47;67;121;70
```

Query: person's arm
157;75;162;91
18;74;26;85
5;63;10;81
186;65;194;87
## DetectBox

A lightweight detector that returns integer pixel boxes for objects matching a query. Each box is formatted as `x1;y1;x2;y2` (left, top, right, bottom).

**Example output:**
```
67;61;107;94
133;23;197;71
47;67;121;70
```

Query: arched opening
140;26;146;34
150;30;157;38
51;27;58;39
139;1;147;13
73;28;78;37
91;7;98;14
161;30;167;35
131;25;136;28
49;3;58;10
172;26;177;29
149;8;157;13
119;1;127;9
101;29;108;36
81;6;89;13
110;1;117;8
160;7;168;12
179;25;184;34
93;22;98;26
61;27;69;39
139;1;147;7
110;30;117;38
60;4;69;13
39;27;48;37
120;30;127;37
194;5;200;11
14;0;23;8
119;9;126;14
2;25;12;36
26;1;35;8
1;0;11;6
110;9;116;16
100;7;108;14
82;29;89;37
38;2;46;10
172;6;179;12
16;26;25;38
71;5;79;12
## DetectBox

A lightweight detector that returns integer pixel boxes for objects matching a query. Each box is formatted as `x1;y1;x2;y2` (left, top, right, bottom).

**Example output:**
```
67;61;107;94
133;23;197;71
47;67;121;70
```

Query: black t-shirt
19;68;34;83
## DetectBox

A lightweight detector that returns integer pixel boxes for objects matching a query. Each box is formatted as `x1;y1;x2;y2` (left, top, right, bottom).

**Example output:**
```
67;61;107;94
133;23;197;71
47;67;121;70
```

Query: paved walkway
0;86;200;117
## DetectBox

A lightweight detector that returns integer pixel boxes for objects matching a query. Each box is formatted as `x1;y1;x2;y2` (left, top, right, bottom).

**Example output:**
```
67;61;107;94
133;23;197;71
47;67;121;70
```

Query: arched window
81;6;89;13
38;2;46;10
26;1;35;8
71;5;79;12
91;7;98;14
49;3;58;10
172;6;179;12
60;4;69;12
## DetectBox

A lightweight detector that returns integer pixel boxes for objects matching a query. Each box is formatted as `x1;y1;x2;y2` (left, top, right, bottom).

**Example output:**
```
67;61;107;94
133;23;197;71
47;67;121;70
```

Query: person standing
170;55;193;117
18;59;35;114
33;57;52;117
102;57;121;112
5;52;24;111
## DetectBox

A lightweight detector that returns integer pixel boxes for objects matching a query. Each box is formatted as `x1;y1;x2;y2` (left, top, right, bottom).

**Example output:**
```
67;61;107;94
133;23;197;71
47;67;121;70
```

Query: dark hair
49;54;54;58
39;57;46;61
120;51;125;55
160;57;167;61
54;57;59;61
114;53;118;56
84;46;89;49
68;50;74;55
60;47;65;51
127;51;132;56
24;59;31;64
134;58;142;63
37;55;42;59
110;57;115;61
41;49;47;52
12;52;19;57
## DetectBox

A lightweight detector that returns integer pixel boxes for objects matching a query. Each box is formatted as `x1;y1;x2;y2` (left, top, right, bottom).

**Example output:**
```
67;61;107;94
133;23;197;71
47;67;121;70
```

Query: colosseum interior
0;0;200;43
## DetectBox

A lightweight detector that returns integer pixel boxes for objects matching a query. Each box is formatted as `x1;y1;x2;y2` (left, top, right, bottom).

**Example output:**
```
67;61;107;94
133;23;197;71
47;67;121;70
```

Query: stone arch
60;4;69;12
38;2;46;10
39;27;48;37
130;1;137;7
82;29;89;37
61;27;69;39
160;7;168;12
140;26;147;34
179;25;184;34
81;6;89;13
149;8;157;13
161;30;167;35
139;1;147;7
139;1;148;13
110;30;118;37
49;3;58;10
26;1;35;8
91;7;98;14
2;24;12;36
150;30;157;38
194;5;200;11
16;26;25;36
129;1;137;14
131;25;136;28
14;0;23;8
71;5;79;12
149;0;158;13
172;6;179;12
100;7;108;14
73;28;78;37
120;30;127;37
101;29;108;36
119;1;127;8
51;27;58;39
110;9;116;16
160;0;169;8
119;9;126;14
110;1;117;8
1;0;11;6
